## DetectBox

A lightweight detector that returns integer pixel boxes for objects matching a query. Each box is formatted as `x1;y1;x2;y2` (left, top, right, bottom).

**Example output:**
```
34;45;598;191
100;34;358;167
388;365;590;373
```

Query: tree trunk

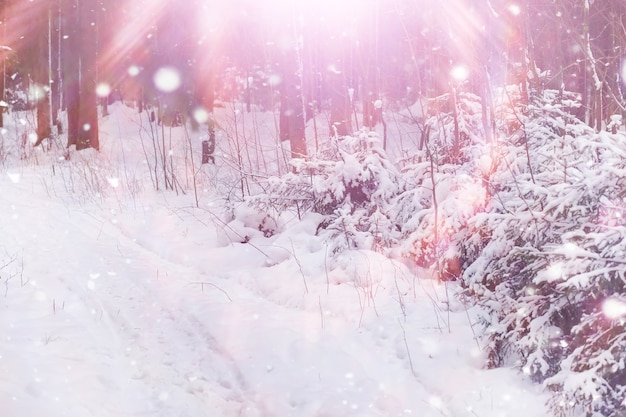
279;48;307;158
51;0;61;125
63;0;98;151
328;62;352;137
0;0;6;129
77;0;98;150
63;0;80;149
360;4;379;130
361;45;379;129
33;0;51;147
199;74;216;165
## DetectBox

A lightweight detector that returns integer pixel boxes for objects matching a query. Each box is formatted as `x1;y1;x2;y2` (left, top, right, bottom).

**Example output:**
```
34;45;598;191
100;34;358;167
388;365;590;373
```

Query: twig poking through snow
187;281;233;302
290;239;309;294
398;318;416;377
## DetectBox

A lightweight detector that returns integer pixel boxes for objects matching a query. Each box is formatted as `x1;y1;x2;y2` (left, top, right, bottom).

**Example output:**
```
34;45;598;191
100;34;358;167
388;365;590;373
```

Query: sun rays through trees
1;1;626;415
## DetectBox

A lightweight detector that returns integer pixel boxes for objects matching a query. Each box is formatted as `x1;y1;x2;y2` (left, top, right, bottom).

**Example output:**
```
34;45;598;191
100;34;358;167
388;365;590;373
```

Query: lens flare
451;65;469;82
193;107;210;124
602;298;626;319
128;65;141;77
268;74;282;87
96;83;111;97
28;84;47;103
153;67;181;93
508;4;521;16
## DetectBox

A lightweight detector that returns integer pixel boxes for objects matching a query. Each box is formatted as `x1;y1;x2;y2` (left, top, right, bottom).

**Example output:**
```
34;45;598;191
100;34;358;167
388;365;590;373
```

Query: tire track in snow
71;209;272;417
95;209;464;417
2;173;548;417
0;176;267;416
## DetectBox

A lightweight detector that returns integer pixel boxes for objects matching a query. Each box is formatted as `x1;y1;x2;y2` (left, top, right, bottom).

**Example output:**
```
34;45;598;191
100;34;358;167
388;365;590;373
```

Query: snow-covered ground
1;104;549;416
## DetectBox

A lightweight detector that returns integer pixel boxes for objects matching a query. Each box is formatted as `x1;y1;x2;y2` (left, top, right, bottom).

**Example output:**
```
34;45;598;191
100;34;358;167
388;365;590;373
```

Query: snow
0;103;549;416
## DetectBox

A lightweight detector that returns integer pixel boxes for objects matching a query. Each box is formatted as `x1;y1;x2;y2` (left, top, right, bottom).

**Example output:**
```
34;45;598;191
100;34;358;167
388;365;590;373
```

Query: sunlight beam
97;0;170;87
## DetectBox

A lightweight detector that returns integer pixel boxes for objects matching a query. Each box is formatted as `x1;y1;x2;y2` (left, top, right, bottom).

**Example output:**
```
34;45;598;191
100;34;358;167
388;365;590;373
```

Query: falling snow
1;0;623;413
0;103;550;417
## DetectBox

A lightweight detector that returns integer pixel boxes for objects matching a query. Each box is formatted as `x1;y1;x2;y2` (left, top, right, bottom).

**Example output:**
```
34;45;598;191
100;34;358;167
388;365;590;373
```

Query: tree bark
62;0;80;149
29;0;51;147
328;61;352;137
0;0;6;129
197;73;216;164
279;48;307;158
50;0;61;126
63;0;98;151
359;3;379;129
36;4;51;146
77;0;98;150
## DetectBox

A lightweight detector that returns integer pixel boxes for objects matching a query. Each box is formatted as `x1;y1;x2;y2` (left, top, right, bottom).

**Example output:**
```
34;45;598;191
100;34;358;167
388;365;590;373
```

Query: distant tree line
0;0;623;157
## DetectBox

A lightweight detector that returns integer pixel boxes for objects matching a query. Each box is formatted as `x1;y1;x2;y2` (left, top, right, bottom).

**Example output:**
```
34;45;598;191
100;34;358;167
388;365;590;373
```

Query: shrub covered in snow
462;89;626;417
247;87;626;416
393;91;489;279
248;130;401;253
421;92;487;165
394;158;487;279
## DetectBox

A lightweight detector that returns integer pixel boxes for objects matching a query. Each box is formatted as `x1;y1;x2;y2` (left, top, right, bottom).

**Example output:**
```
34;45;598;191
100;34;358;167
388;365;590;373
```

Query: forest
2;0;624;156
1;0;626;416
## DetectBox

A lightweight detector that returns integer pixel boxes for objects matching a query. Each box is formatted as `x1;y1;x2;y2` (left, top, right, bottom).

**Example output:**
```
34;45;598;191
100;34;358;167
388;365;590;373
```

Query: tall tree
63;0;98;151
0;0;7;129
77;0;98;149
34;0;51;145
191;0;219;164
324;28;354;137
62;0;79;148
14;0;52;146
50;0;62;128
358;0;380;129
278;46;307;158
272;4;308;157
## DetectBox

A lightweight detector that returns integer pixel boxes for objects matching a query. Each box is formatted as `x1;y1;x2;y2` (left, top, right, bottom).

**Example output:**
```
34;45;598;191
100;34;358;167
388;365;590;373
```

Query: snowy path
0;173;263;416
0;169;549;417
